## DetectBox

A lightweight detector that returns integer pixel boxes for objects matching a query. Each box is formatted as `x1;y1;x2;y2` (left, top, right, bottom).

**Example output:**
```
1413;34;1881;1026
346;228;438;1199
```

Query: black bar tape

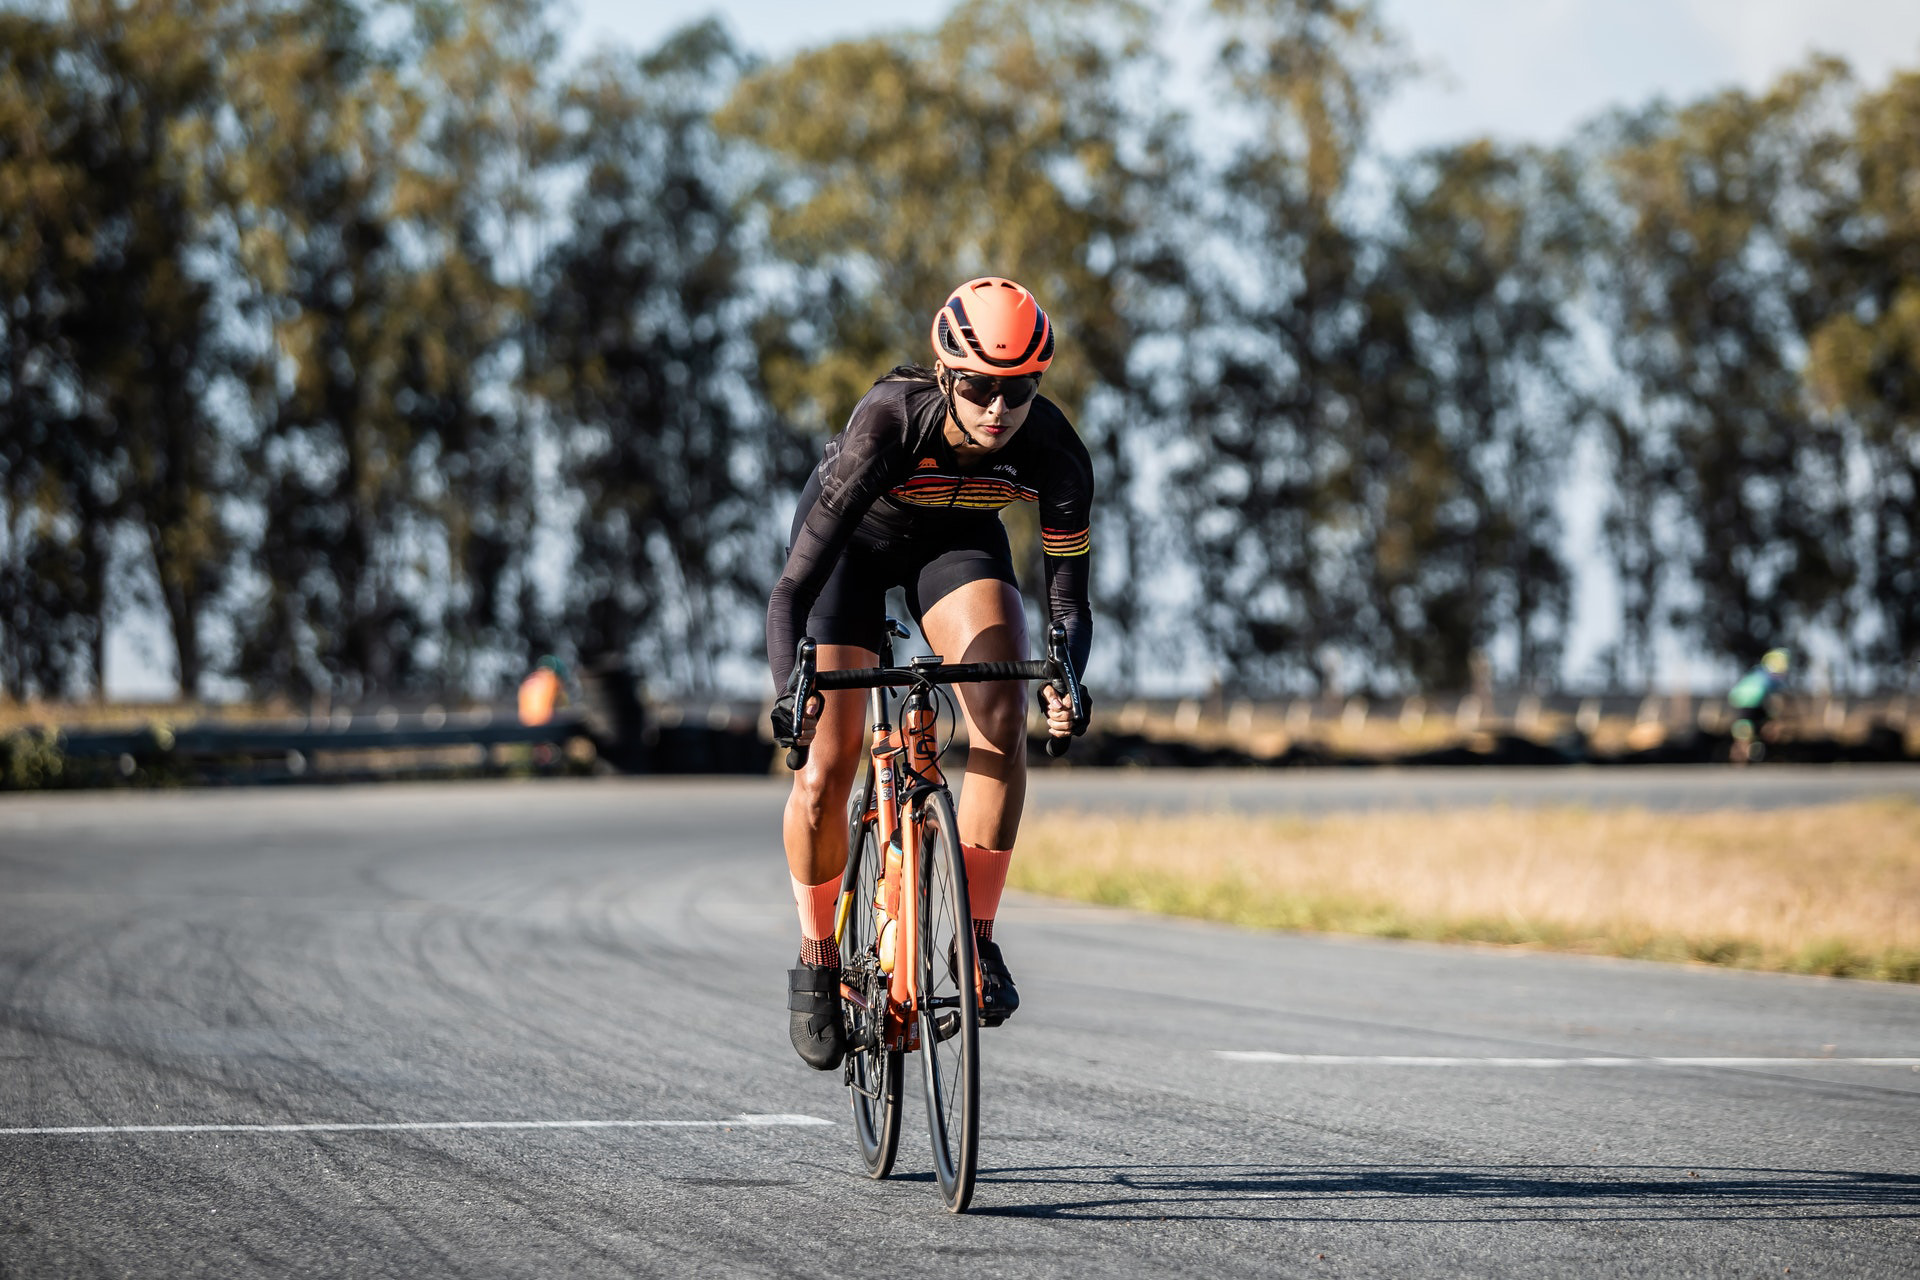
815;660;1053;690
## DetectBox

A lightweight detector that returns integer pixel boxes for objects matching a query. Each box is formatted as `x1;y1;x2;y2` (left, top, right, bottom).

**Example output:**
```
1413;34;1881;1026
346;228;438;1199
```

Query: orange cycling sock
791;873;841;968
961;843;1012;931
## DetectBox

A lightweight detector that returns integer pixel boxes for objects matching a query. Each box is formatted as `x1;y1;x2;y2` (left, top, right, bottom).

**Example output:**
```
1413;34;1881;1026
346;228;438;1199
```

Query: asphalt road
2;776;1916;1277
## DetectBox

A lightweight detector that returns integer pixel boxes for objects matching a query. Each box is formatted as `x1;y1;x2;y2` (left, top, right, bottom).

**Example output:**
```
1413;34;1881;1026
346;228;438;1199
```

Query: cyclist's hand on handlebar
770;690;824;747
1039;681;1092;734
1040;684;1074;739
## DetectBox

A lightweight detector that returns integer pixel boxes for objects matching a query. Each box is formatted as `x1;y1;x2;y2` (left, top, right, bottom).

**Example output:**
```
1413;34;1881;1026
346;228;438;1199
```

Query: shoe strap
788;966;840;1005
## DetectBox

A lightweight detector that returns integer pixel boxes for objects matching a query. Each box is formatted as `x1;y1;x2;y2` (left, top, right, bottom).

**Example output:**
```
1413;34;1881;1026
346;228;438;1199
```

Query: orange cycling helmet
930;276;1055;376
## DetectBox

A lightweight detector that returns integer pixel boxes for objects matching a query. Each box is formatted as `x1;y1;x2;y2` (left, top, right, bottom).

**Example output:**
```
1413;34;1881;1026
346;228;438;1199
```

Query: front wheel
842;776;902;1177
915;788;979;1212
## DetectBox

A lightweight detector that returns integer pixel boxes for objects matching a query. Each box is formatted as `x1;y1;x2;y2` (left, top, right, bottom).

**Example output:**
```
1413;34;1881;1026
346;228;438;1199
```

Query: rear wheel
914;788;978;1212
841;776;901;1177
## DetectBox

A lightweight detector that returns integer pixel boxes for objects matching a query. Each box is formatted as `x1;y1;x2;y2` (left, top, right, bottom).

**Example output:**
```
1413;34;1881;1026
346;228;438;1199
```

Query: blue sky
572;0;1920;152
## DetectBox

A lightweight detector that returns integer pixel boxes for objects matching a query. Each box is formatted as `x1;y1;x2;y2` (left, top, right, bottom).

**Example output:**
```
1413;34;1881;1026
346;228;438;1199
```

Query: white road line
1216;1053;1920;1067
0;1114;834;1138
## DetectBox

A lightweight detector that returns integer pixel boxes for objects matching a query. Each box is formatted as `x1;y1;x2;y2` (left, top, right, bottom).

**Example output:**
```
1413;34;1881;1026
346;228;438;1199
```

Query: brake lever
784;637;817;770
1042;622;1086;758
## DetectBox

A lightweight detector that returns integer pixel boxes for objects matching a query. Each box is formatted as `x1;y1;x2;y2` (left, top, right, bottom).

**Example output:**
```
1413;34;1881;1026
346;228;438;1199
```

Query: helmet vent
936;312;968;360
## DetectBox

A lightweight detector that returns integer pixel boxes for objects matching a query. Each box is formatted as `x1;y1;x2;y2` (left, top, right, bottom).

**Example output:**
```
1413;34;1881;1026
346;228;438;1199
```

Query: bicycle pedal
934;1011;962;1042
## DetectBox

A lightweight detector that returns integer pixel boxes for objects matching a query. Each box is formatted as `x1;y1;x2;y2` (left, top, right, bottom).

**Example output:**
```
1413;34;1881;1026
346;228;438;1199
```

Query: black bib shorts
785;471;1019;656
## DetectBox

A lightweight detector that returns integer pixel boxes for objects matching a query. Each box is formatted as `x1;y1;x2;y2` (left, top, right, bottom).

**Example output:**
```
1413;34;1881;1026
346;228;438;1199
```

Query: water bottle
875;834;905;973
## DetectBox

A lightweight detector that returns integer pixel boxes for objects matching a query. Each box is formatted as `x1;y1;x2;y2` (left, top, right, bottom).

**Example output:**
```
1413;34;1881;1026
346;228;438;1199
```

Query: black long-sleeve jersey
767;377;1093;692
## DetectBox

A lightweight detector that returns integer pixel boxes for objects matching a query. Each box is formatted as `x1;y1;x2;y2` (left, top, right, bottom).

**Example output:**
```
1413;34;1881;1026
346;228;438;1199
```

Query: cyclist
1728;647;1789;763
768;277;1093;1070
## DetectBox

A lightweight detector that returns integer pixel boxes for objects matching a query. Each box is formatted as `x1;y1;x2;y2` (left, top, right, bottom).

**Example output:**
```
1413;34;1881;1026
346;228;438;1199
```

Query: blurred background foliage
1;0;1916;701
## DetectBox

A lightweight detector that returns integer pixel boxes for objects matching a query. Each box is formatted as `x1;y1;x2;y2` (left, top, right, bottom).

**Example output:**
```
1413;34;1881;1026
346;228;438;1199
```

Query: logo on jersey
917;457;940;469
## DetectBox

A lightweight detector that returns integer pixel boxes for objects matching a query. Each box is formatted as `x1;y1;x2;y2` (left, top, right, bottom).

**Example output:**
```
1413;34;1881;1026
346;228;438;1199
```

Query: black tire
842;775;902;1178
914;788;979;1213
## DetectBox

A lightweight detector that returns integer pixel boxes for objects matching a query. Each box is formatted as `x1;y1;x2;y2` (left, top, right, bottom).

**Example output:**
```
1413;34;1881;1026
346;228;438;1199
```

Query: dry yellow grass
0;701;296;732
1013;799;1920;982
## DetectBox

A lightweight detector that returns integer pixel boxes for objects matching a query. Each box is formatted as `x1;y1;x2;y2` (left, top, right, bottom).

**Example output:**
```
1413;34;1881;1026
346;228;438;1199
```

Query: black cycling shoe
976;937;1020;1027
787;960;846;1071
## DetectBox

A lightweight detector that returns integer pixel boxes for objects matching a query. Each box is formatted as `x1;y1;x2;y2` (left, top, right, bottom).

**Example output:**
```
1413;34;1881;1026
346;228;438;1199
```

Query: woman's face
940;367;1034;454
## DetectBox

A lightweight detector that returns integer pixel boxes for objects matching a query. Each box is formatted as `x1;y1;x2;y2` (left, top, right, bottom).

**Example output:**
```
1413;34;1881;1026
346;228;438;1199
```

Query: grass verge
1012;798;1920;982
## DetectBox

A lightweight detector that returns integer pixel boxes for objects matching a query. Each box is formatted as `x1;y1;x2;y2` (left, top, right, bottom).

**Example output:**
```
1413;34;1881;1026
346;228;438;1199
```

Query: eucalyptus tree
1587;62;1857;677
1381;141;1584;689
1172;0;1407;693
0;0;245;699
0;5;113;698
532;21;785;688
222;0;559;697
1805;68;1920;684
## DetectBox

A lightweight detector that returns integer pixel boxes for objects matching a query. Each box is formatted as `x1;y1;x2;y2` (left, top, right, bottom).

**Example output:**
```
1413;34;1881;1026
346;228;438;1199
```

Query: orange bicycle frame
841;682;946;1052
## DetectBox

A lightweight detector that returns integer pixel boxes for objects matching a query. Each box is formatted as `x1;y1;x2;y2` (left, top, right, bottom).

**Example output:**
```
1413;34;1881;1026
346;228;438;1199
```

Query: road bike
781;620;1086;1213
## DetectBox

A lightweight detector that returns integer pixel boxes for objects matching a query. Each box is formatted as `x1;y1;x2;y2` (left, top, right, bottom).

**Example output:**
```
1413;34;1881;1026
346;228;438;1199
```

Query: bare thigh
920;578;1030;850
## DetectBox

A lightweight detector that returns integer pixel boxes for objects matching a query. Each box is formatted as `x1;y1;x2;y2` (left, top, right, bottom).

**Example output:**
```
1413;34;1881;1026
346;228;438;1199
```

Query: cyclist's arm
1038;413;1095;681
766;397;913;692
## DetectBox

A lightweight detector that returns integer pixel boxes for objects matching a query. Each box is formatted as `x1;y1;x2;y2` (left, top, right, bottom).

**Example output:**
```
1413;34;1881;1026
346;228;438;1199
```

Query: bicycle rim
843;777;901;1177
915;789;978;1213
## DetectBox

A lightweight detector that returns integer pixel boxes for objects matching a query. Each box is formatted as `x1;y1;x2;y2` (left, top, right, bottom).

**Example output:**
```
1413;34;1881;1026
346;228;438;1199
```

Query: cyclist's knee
790;737;860;819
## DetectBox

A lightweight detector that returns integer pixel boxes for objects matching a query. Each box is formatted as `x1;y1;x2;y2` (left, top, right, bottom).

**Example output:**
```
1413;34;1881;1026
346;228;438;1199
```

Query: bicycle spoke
915;790;978;1212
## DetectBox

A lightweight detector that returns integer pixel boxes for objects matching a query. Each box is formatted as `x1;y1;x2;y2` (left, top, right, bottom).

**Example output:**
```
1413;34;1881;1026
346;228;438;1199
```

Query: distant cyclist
516;655;571;727
767;277;1092;1070
1728;648;1789;763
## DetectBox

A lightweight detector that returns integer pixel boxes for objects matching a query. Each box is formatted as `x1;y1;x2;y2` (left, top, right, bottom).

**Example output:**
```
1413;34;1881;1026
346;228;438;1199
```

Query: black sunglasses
951;371;1041;408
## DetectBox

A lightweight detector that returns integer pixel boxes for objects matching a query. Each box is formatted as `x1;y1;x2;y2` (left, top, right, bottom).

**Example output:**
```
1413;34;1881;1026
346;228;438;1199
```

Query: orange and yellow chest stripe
888;470;1039;512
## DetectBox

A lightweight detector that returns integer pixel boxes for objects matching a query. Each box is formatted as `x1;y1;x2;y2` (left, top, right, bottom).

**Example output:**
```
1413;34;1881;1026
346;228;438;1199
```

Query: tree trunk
151;525;200;700
87;517;109;700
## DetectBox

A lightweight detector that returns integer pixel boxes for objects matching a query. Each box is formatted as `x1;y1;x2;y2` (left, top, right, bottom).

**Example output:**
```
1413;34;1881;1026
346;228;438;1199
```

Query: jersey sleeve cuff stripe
1042;527;1091;556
